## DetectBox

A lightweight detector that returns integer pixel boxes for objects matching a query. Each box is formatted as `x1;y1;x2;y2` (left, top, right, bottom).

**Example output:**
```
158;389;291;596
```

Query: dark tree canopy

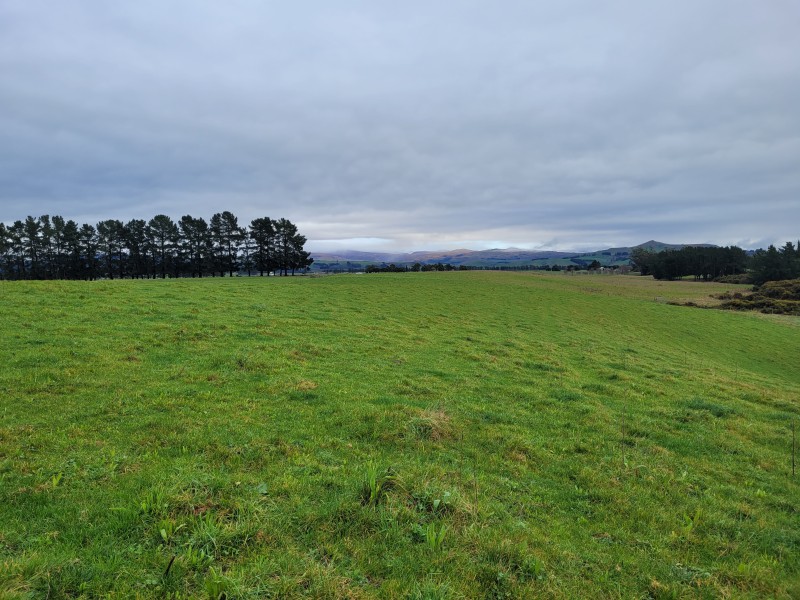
0;213;311;280
631;245;749;281
750;241;800;284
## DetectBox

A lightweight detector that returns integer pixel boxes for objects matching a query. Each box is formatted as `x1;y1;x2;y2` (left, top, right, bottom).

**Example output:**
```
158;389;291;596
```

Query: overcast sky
1;1;798;251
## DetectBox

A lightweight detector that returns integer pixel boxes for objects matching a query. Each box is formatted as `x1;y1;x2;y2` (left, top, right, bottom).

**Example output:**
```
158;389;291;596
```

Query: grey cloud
1;1;798;251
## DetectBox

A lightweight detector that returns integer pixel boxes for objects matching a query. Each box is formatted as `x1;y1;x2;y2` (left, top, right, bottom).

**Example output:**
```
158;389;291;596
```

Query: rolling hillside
1;273;797;598
311;241;718;270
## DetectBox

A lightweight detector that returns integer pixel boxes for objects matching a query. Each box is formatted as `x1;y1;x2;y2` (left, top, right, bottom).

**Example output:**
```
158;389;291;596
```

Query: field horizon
2;272;798;598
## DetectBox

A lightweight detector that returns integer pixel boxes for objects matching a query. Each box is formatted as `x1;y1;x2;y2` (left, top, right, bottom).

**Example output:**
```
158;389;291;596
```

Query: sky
1;1;798;252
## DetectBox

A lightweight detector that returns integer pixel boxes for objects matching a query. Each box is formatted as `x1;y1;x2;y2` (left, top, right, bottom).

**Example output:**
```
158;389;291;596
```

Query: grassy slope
1;273;798;599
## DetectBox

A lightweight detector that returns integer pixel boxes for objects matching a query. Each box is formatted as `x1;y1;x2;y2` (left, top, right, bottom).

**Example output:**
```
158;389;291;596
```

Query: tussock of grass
1;272;799;598
406;408;454;442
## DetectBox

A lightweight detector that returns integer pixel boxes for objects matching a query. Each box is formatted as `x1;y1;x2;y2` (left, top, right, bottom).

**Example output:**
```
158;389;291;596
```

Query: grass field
1;272;798;599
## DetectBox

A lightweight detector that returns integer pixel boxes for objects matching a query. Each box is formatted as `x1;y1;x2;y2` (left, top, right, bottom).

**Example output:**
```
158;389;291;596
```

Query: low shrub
713;273;753;284
719;279;800;315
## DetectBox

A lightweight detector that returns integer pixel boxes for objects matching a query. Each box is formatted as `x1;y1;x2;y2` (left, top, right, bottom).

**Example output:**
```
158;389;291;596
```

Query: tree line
748;242;800;284
0;212;312;280
631;245;748;281
365;262;476;273
631;242;800;284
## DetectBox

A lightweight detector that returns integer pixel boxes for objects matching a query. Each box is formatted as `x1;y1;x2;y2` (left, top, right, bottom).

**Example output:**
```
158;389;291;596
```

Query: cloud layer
1;1;798;250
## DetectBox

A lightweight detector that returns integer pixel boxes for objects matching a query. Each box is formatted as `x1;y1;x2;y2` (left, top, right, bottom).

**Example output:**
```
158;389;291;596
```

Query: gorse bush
720;279;800;315
713;273;753;284
759;279;800;299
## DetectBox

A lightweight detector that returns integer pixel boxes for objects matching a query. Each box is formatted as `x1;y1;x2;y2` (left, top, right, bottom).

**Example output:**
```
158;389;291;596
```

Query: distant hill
630;240;716;252
311;241;719;271
311;248;574;263
311;250;408;263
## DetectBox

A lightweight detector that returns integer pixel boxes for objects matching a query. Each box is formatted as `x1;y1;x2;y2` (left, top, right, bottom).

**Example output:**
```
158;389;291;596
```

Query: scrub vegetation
717;279;800;316
1;272;798;599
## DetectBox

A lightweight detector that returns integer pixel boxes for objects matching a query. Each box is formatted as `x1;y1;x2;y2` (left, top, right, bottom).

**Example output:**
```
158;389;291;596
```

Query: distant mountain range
310;241;718;270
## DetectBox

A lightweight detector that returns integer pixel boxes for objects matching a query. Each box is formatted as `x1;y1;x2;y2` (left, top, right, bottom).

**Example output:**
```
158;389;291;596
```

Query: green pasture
1;272;798;598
